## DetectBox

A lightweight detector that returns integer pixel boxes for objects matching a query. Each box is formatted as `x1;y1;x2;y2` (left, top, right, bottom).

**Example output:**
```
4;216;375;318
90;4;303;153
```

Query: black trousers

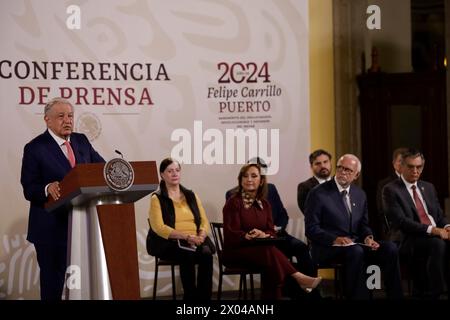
159;242;213;301
276;232;322;299
311;241;403;299
276;232;316;276
401;236;450;297
34;243;67;300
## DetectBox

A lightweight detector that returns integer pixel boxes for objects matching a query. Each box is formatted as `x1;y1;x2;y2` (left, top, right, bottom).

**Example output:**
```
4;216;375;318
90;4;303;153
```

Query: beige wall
309;0;335;157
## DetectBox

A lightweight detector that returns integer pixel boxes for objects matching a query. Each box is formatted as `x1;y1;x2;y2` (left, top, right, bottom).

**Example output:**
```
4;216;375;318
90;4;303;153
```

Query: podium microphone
115;150;124;159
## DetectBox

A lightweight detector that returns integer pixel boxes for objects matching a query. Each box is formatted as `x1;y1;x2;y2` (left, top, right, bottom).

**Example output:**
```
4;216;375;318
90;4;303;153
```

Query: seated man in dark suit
21;97;105;300
375;147;407;239
297;149;332;213
305;154;403;299
226;158;316;281
382;149;450;299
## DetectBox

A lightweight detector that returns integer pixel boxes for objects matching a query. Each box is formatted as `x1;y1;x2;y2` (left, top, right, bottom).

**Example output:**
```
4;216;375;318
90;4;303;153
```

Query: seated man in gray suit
383;148;450;299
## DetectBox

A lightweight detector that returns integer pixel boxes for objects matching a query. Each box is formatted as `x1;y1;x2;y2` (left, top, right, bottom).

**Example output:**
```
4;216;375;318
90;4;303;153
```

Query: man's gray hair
338;154;362;173
44;97;73;116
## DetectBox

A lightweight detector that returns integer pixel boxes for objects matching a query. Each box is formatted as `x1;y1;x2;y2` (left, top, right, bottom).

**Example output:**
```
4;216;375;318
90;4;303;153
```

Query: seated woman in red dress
223;163;322;299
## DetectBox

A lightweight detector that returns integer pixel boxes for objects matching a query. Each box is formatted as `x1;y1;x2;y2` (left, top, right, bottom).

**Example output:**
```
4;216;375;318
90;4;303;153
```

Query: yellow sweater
149;193;209;239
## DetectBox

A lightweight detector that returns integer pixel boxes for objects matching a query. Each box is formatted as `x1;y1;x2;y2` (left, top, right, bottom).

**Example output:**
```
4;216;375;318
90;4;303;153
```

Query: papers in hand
332;242;372;247
177;239;197;252
332;242;356;247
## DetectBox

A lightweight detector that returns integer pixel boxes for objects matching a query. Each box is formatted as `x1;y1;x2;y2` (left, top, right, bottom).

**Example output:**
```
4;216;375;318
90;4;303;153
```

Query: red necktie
64;140;76;168
411;185;431;225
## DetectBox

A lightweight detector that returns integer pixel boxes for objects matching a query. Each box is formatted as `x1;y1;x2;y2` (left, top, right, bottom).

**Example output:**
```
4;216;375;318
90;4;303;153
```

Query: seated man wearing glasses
383;149;450;299
304;154;403;299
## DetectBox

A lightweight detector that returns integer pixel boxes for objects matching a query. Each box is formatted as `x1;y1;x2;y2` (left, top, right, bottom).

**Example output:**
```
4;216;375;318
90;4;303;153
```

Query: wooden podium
45;161;158;300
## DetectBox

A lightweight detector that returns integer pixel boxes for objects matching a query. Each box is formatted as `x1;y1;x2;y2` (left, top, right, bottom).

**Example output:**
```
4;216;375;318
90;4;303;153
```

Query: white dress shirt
45;129;71;196
315;176;331;185
334;177;351;213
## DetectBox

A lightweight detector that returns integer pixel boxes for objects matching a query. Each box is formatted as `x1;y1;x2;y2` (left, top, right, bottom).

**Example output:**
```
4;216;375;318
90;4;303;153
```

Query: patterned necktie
341;190;351;216
411;185;431;225
64;140;76;168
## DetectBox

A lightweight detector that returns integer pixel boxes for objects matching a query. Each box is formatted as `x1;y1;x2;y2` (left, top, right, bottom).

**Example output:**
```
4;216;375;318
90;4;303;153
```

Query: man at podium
20;97;105;300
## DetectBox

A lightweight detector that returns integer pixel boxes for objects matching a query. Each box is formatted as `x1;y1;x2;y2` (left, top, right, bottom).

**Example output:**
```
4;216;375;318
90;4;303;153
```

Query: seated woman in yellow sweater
148;157;214;301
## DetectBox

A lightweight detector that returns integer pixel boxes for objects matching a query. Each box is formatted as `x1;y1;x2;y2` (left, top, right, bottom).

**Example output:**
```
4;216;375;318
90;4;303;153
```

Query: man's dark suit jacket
21;130;105;245
382;178;448;245
304;179;372;246
376;173;399;237
226;183;289;229
297;177;319;213
376;174;398;214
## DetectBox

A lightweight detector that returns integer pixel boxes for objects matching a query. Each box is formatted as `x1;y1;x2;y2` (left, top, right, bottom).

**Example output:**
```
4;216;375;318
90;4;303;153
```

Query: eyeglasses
336;165;354;175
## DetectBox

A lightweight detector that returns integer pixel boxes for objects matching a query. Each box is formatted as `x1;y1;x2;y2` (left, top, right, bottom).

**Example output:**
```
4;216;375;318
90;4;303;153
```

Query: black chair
147;219;179;300
152;256;179;300
306;238;343;299
210;222;261;300
398;251;416;297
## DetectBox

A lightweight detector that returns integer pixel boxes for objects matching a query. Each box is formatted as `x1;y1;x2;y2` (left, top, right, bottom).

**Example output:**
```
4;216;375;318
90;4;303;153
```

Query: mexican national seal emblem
103;158;135;192
75;112;101;141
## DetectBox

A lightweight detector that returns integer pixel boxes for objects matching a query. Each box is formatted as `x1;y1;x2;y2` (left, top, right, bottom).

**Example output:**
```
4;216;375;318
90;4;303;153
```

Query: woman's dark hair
237;163;267;199
158;157;181;194
159;157;180;174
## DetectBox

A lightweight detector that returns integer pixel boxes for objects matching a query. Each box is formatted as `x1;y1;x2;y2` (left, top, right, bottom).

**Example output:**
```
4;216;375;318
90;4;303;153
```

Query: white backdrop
0;0;309;299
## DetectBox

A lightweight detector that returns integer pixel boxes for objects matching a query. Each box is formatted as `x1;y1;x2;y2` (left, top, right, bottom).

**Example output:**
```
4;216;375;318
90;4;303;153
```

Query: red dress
222;194;297;299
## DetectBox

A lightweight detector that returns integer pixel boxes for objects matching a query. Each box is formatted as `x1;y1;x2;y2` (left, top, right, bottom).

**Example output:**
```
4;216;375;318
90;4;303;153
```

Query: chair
210;222;261;300
307;238;343;299
316;261;344;299
398;251;415;297
147;219;179;300
152;256;179;300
